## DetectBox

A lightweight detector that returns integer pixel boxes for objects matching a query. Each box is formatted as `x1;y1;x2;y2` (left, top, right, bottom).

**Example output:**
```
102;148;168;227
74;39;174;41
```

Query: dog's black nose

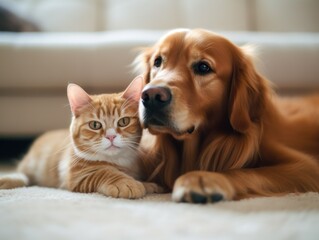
142;86;172;109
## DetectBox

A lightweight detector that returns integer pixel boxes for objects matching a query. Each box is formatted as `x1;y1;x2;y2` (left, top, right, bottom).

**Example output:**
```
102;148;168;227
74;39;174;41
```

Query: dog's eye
193;61;213;75
154;56;162;68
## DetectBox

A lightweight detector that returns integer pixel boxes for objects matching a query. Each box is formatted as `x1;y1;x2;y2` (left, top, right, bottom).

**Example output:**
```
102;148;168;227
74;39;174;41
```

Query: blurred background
0;0;318;162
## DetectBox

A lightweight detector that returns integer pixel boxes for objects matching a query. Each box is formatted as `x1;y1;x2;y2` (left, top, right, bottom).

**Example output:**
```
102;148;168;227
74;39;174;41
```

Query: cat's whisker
121;142;140;151
51;136;73;155
122;137;142;144
64;103;72;110
70;148;94;170
121;98;133;109
48;135;76;173
126;146;145;156
119;98;139;115
121;140;139;146
87;101;97;112
121;100;137;114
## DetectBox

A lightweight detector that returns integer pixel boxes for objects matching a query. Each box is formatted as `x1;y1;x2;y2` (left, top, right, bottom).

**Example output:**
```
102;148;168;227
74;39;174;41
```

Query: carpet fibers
0;186;318;240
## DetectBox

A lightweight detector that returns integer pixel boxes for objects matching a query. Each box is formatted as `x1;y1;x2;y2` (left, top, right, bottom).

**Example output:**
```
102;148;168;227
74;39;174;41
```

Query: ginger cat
0;76;161;198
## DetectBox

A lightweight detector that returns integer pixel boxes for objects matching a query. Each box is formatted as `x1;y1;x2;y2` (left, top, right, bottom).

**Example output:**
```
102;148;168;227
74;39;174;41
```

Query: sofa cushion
1;0;318;32
1;31;318;92
255;0;319;32
104;0;250;31
180;0;251;31
0;95;70;135
0;0;99;32
0;31;162;92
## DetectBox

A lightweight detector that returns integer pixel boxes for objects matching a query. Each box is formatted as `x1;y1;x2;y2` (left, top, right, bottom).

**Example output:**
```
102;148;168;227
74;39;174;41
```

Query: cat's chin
104;146;121;156
74;146;121;161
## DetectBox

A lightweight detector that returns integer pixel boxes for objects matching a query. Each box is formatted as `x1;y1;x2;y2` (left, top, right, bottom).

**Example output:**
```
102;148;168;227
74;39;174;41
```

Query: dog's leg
172;145;319;203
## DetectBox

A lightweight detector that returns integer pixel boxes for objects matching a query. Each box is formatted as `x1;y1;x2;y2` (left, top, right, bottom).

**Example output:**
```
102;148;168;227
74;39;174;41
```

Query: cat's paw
0;173;29;189
143;182;165;194
99;178;146;199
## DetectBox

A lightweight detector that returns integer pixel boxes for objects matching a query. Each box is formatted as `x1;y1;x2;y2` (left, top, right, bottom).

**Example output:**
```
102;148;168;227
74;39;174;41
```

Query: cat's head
67;76;144;161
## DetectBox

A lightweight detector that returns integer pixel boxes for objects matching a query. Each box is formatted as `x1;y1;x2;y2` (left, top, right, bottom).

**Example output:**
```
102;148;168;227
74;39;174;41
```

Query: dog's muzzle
141;86;172;127
140;85;196;138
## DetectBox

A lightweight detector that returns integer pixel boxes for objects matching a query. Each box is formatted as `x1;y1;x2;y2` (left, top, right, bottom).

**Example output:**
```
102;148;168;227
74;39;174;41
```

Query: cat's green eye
89;121;102;130
118;117;130;127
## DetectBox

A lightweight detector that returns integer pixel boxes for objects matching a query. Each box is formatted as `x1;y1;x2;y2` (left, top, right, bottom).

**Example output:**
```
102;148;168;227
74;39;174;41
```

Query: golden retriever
137;29;319;203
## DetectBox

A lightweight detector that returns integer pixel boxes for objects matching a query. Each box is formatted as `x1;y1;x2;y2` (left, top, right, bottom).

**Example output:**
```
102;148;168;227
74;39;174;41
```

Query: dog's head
138;29;266;140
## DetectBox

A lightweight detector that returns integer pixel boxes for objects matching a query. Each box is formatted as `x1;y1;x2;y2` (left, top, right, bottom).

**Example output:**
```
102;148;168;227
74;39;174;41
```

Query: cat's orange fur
0;76;161;198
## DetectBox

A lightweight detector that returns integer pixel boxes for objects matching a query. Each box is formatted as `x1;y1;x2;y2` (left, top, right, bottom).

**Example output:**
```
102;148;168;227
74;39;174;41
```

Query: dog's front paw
172;171;235;204
99;178;146;199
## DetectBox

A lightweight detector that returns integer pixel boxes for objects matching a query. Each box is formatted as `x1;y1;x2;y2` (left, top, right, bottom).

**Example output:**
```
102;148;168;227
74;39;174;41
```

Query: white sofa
0;0;319;136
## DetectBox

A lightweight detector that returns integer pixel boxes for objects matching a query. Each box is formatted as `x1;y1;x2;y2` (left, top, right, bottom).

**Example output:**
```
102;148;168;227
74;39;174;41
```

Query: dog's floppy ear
133;47;153;84
228;46;266;133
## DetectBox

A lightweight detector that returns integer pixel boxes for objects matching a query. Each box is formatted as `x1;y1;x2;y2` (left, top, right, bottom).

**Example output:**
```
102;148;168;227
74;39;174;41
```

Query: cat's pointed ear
122;75;144;102
67;83;92;115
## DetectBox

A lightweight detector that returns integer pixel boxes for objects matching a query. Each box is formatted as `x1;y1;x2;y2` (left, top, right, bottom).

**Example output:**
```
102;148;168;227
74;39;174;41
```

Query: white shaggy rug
1;186;319;240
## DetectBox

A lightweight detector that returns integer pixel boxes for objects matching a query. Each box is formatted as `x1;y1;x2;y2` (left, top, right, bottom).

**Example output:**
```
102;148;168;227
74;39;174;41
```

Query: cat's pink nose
106;135;116;142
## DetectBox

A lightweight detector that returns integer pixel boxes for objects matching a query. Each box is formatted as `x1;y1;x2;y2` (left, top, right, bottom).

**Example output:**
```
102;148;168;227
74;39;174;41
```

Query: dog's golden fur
138;29;319;203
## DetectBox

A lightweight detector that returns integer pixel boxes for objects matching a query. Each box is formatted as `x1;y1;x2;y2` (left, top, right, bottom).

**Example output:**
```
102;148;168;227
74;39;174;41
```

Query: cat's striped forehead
93;94;123;119
88;93;138;122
